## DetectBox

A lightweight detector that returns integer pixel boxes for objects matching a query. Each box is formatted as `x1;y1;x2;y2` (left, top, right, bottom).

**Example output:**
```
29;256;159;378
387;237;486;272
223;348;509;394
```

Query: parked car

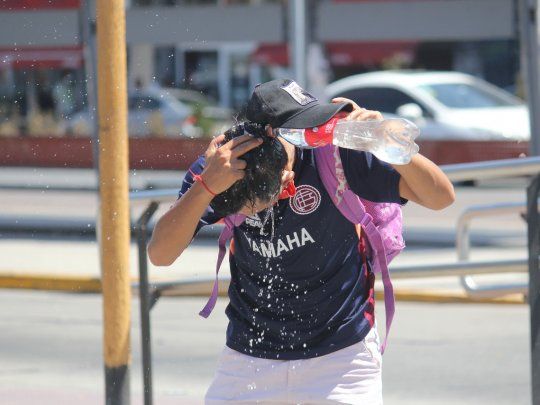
65;88;197;137
325;71;529;141
162;88;234;137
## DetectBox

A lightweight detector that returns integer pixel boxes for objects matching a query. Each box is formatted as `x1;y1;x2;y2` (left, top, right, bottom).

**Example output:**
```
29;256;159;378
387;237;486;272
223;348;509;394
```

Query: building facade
0;0;520;136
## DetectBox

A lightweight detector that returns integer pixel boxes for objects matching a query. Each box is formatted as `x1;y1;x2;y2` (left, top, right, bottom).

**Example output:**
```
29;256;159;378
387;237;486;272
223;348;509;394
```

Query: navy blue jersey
177;148;403;360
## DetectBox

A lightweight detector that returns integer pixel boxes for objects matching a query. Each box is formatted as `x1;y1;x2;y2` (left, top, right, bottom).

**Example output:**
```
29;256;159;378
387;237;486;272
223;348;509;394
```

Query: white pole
519;0;540;156
289;0;307;88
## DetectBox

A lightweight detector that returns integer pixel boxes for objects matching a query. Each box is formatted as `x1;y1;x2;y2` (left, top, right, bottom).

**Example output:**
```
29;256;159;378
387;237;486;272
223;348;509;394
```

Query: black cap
246;79;353;129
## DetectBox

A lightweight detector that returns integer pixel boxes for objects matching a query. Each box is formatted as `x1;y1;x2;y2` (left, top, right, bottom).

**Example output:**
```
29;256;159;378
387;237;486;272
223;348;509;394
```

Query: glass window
154;46;176;88
230;53;250;109
184;51;219;101
337;87;430;116
0;67;84;137
133;0;278;6
418;83;522;109
133;0;218;6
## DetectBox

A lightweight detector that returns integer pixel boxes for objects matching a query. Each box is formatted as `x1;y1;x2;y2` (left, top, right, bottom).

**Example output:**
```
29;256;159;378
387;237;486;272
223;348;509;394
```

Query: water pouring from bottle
274;112;420;165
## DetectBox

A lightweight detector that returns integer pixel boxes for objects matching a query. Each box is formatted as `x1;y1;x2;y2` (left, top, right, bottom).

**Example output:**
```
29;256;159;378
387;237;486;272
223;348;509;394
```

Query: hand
200;133;263;195
332;97;383;121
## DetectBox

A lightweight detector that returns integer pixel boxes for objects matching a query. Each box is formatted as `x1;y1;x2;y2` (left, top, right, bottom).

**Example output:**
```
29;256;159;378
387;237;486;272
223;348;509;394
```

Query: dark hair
209;121;288;217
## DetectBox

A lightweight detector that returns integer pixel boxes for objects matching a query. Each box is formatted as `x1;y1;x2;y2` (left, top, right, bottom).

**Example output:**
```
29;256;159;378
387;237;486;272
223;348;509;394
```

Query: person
52;70;75;119
148;79;455;404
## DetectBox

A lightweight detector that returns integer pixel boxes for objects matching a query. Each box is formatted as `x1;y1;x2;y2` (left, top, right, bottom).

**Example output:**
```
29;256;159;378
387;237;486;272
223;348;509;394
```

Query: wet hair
209;121;288;217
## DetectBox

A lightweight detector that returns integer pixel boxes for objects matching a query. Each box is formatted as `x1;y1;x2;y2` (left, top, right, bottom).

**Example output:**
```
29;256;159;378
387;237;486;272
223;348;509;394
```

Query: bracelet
189;170;217;196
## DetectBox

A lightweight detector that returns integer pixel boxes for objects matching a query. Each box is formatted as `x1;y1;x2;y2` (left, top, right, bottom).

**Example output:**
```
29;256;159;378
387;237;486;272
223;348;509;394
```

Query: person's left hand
332;97;384;121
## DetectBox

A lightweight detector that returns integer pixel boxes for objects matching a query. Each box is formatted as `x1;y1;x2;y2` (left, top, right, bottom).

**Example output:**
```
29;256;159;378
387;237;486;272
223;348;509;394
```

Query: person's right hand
199;133;263;195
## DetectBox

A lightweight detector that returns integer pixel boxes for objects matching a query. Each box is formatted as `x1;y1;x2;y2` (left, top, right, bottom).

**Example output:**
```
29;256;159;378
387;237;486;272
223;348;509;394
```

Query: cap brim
279;102;353;129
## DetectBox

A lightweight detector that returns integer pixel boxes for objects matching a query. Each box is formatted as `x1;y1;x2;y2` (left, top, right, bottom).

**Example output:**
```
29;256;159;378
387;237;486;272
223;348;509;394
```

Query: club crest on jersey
290;185;321;215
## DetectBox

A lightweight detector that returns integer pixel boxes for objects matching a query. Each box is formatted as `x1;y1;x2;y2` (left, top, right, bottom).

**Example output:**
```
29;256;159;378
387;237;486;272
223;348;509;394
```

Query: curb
0;274;526;305
391;288;525;305
0;273;101;293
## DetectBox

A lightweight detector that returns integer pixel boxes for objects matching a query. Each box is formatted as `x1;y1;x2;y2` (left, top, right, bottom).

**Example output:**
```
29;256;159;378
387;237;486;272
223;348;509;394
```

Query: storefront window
132;0;278;6
230;53;250;109
0;65;83;137
154;46;177;87
0;68;17;137
184;51;219;101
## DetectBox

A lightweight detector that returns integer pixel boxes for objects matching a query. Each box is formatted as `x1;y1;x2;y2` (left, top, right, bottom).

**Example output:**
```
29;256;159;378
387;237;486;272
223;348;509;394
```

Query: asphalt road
0;290;530;405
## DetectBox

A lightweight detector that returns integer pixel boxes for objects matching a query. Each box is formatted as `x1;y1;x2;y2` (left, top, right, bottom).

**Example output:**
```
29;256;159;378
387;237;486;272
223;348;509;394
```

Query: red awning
0;0;80;10
326;41;417;67
0;46;84;69
251;41;417;67
252;43;290;66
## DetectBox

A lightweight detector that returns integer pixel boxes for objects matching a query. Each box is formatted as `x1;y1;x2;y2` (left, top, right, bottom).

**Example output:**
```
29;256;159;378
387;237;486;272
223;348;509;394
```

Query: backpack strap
314;145;395;354
199;214;245;318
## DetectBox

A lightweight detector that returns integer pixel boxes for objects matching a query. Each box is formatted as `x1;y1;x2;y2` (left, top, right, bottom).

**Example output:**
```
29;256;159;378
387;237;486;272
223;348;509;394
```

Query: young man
148;79;454;404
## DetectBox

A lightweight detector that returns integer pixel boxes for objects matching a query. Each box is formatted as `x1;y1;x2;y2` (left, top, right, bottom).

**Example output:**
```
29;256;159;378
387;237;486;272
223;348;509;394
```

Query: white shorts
205;326;382;405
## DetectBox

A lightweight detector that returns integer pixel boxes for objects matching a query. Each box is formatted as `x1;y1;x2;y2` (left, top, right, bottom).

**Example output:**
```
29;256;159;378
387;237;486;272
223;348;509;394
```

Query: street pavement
0;290;530;405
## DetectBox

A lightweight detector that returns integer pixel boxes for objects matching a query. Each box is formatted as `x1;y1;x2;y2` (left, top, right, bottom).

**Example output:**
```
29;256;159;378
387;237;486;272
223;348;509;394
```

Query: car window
128;96;161;111
337;87;431;116
417;83;521;109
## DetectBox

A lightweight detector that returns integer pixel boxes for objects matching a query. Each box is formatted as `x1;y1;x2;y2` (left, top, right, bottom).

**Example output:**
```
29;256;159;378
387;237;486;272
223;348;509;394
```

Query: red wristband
189;170;217;196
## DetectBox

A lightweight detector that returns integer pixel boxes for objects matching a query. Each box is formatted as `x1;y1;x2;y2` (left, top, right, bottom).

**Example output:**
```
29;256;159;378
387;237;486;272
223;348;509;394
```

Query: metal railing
456;202;529;297
440;156;540;182
456;202;528;260
440;157;540;299
127;156;540;405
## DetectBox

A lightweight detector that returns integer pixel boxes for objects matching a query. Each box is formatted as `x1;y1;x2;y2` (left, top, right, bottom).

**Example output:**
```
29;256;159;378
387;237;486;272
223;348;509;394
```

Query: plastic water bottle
275;115;420;165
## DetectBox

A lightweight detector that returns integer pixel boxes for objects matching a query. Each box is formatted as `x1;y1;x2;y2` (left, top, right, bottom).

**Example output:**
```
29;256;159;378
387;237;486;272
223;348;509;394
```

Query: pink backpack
314;145;404;353
199;145;405;354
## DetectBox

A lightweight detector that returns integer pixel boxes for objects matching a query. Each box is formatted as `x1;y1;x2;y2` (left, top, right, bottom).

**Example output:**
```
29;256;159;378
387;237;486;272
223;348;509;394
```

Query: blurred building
0;0;520;136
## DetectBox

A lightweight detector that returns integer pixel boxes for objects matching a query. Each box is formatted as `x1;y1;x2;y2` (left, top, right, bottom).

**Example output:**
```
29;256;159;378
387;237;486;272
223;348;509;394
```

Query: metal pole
96;0;131;403
289;0;307;88
136;202;159;405
80;0;100;174
440;156;540;182
518;0;540;156
528;174;540;404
